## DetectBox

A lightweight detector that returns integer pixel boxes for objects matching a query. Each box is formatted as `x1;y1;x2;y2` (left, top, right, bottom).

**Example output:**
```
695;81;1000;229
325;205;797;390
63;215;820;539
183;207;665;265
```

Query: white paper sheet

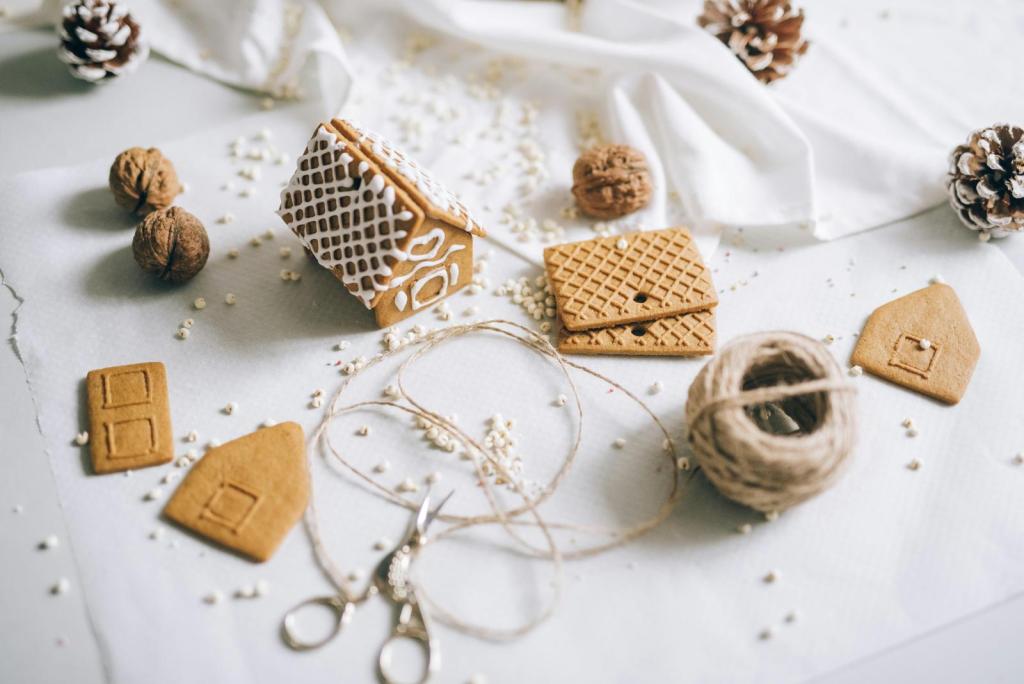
3;95;1024;682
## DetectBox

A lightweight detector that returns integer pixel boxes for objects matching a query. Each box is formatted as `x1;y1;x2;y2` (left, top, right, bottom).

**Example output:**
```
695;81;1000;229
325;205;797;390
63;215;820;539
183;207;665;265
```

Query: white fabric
3;111;1024;681
17;0;1024;249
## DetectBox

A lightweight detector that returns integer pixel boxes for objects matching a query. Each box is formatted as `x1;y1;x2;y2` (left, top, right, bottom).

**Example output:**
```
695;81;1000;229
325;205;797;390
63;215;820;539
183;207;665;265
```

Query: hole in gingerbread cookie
633;293;648;303
631;325;647;337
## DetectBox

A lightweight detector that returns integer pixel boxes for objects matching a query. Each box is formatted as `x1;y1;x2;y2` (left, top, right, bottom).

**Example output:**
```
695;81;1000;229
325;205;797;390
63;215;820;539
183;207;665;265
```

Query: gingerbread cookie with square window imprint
277;119;485;328
850;283;980;405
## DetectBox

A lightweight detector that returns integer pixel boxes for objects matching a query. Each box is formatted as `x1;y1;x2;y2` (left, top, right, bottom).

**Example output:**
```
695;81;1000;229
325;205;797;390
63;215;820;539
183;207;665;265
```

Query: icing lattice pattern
277;127;418;307
350;122;481;235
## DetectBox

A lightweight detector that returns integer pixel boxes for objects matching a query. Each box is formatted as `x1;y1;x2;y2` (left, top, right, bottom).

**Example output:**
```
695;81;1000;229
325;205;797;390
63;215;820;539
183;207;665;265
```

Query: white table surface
2;26;1024;684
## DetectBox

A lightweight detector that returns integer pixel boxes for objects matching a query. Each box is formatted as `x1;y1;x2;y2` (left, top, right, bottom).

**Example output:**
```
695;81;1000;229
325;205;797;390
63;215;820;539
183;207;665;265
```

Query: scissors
282;491;454;684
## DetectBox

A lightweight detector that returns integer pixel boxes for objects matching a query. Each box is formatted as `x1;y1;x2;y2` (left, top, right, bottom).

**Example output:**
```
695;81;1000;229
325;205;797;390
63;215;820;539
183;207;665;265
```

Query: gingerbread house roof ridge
330;117;486;238
875;284;978;345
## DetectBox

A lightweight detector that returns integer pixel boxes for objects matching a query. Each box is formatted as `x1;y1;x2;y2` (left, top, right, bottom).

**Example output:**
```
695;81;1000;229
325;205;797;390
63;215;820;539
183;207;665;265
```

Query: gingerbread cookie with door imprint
163;422;308;562
850;283;979;405
85;361;173;474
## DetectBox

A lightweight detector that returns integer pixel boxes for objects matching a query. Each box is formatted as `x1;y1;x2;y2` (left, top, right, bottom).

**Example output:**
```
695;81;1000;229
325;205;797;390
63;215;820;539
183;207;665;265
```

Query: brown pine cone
58;0;148;83
698;0;809;84
133;207;210;284
572;144;652;219
109;147;181;215
948;124;1024;239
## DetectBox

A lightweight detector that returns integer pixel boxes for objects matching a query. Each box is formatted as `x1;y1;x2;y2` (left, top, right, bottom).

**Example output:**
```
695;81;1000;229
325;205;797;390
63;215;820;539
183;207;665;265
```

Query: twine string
303;319;686;640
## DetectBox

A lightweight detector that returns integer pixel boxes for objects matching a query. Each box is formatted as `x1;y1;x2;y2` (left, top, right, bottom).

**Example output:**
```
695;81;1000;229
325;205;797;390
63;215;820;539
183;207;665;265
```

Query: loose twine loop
684;331;858;514
305;319;688;641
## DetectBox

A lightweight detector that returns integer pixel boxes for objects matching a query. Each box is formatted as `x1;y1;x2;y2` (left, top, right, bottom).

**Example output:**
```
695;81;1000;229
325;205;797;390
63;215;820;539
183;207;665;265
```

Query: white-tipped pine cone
698;0;809;84
948;124;1024;239
58;0;148;83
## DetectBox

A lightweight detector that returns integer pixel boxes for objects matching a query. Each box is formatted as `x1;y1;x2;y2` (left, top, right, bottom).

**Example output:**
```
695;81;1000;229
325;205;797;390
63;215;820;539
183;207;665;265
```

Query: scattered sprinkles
73;431;89;446
397;478;419;493
613;437;627;449
907;458;922;471
143;487;163;501
763;570;779;584
51;578;71;596
38;534;60;550
848;365;863;377
737;523;753;535
224;402;239;415
193;297;207;310
649;381;663;395
203;591;224;605
225;293;237;305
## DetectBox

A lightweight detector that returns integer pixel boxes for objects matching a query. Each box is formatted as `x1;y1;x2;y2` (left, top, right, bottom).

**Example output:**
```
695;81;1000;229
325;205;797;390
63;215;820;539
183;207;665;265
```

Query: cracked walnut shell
133;207;209;283
571;144;652;219
109;147;181;215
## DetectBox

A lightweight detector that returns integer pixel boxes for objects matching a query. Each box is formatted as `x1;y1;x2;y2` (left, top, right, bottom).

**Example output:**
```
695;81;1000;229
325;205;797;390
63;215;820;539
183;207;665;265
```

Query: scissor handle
378;601;438;684
281;595;353;652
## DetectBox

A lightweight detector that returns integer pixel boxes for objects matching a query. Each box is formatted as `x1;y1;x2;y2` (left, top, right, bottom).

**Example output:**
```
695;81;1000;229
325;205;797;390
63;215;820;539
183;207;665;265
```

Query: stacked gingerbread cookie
544;227;717;357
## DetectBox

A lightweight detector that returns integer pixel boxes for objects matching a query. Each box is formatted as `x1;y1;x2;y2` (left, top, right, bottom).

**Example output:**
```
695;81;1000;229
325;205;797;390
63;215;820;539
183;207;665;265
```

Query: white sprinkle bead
225;293;237;305
613;437;626;449
148;527;165;541
144;487;163;501
906;427;919;438
848;365;863;377
181;318;194;329
217;212;235;224
310;397;323;409
763;570;779;584
335;340;350;351
176;327;190;340
73;431;89;446
676;456;691;471
1013;453;1024;465
553;394;567;407
51;578;71;595
161;471;179;485
262;418;277;428
907;458;922;471
784;610;798;623
901;418;914;428
186;430;199;443
765;510;780;522
425;471;442;485
39;535;60;550
373;461;391;474
759;627;774;640
397;478;419;493
615;237;629;250
203;591;224;605
235;584;257;599
373;538;393;551
918;338;932;350
280;247;292;258
228;248;240;259
737;523;753;535
255;580;271;597
649;381;663;395
224;402;238;415
208;439;222;448
357;425;370;437
929;275;946;285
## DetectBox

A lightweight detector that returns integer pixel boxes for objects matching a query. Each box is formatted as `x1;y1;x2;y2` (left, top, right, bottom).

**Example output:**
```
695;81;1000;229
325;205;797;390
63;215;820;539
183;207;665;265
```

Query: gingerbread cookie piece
558;310;716;357
544;227;717;332
163;422;308;562
85;361;173;474
277;119;485;328
850;283;980;405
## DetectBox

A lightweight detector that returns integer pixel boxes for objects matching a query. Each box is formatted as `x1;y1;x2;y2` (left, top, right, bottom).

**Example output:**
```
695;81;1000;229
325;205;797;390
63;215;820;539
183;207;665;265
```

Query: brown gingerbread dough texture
571;144;652;219
109;147;181;215
132;206;209;283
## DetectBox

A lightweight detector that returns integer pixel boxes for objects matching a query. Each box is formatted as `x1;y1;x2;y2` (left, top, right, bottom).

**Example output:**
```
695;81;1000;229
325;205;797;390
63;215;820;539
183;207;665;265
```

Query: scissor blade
423;489;454;531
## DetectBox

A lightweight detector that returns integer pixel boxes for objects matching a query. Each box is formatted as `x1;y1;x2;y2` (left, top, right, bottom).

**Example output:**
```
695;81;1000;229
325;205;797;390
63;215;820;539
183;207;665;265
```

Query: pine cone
948;124;1024;239
698;0;809;84
58;0;148;83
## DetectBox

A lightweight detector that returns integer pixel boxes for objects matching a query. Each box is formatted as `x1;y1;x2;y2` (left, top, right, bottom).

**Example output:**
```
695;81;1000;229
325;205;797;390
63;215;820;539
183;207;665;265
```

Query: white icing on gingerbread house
277;119;485;324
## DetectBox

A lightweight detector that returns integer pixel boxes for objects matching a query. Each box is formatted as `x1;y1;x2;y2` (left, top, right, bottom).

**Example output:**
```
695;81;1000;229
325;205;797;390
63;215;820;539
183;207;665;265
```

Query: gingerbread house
277;118;486;327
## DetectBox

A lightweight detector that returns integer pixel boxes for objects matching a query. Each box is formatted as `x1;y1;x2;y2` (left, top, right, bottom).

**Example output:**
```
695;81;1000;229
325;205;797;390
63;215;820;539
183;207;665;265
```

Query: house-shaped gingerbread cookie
850;283;980;405
277;118;486;327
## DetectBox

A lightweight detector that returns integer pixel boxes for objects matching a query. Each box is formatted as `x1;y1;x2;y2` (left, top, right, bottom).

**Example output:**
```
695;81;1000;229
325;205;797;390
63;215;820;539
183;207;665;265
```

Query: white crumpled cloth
19;0;1024;251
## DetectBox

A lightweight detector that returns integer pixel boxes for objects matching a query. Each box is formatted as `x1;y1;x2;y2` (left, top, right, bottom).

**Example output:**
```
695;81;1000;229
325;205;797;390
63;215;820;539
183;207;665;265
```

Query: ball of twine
685;331;857;513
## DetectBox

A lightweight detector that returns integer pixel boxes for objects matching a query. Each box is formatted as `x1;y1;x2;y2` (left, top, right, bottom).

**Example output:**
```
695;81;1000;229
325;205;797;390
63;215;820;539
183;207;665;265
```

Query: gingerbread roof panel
331;118;485;238
277;125;425;308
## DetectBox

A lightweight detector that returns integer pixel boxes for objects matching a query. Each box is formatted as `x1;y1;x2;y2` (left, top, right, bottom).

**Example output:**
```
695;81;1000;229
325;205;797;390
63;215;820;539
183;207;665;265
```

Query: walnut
132;207;209;283
571;144;652;219
109;147;181;215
